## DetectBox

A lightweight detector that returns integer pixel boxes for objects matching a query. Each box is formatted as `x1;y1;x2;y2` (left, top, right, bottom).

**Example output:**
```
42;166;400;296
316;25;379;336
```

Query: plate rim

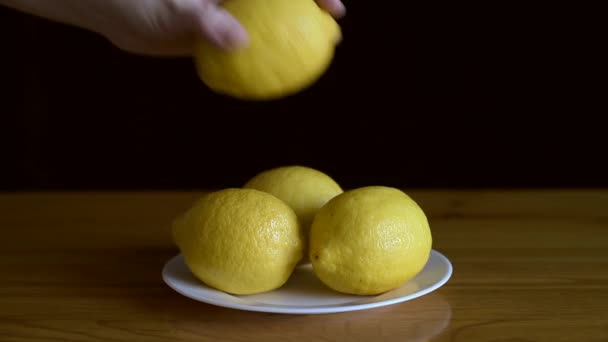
162;249;453;315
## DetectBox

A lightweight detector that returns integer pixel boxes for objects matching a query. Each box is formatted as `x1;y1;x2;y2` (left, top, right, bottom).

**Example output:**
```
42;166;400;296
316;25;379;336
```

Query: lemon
194;0;342;100
171;188;303;295
309;186;432;295
243;166;343;262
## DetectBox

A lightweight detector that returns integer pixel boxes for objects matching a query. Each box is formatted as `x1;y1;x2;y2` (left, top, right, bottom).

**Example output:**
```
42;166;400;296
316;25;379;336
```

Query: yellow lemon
194;0;342;100
243;166;343;262
172;188;303;295
310;186;433;295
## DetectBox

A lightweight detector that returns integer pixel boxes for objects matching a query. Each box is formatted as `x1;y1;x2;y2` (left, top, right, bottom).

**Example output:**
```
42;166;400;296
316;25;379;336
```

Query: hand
96;0;346;56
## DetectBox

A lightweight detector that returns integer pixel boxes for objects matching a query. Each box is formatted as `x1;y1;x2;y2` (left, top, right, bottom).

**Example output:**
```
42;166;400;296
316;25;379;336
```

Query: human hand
96;0;346;56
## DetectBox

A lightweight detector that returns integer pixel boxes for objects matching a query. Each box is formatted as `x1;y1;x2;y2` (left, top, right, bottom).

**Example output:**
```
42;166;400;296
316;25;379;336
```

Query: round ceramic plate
162;249;452;315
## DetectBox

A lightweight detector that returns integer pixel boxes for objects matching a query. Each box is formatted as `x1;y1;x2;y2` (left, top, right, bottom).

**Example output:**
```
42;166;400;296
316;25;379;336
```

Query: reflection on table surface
164;292;452;341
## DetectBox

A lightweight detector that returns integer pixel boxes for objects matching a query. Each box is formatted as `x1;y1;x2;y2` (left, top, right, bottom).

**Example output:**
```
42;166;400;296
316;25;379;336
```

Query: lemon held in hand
194;0;342;100
243;166;343;262
310;186;433;295
172;188;303;295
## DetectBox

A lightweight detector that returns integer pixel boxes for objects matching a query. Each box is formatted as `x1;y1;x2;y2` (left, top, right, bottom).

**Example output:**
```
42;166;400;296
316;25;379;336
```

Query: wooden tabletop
1;190;607;341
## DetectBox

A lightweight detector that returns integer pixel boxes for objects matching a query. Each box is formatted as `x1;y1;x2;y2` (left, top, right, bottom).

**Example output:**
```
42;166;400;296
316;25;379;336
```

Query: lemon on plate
194;0;342;100
309;186;433;295
171;188;303;295
243;166;343;262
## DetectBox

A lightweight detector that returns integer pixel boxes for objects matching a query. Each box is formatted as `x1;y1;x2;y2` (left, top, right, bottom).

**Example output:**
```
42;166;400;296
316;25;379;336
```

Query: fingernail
219;25;249;50
332;1;346;18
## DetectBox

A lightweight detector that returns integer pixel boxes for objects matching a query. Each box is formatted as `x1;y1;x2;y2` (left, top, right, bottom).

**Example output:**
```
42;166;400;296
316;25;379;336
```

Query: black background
1;3;605;191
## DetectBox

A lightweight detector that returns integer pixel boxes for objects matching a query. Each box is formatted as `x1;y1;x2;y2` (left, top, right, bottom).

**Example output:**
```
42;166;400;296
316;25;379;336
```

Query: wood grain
1;190;607;341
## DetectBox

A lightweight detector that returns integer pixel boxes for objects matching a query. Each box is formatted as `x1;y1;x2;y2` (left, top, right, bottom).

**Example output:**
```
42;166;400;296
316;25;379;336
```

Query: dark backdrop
1;3;605;191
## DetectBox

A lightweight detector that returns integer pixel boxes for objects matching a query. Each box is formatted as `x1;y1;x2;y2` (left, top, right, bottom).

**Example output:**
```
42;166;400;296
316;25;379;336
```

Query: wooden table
2;190;607;341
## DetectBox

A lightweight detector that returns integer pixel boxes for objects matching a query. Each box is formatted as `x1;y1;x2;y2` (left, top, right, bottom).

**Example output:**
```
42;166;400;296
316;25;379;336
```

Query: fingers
316;0;346;18
195;1;249;50
191;0;344;51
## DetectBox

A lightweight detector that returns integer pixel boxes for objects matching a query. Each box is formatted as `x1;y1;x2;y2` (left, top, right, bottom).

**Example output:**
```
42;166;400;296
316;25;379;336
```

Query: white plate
162;249;453;315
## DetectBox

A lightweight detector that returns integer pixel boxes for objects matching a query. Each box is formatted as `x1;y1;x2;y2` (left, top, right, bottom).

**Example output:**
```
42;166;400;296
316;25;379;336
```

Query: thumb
196;1;249;50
